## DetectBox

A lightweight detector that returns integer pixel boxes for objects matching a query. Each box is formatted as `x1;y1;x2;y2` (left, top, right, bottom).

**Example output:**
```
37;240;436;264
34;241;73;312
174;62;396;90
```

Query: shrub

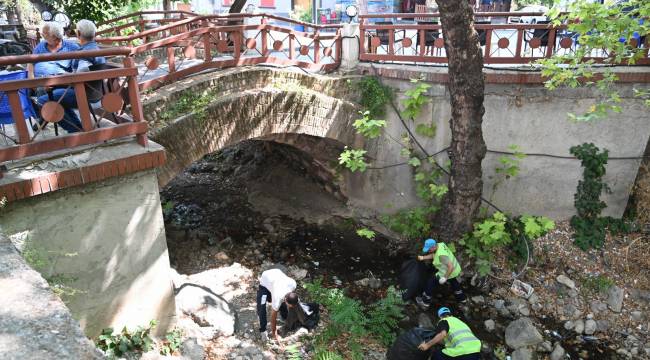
95;320;156;358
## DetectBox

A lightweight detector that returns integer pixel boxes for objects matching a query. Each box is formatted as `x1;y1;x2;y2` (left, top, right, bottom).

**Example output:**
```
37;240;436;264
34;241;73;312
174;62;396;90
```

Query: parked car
509;5;549;24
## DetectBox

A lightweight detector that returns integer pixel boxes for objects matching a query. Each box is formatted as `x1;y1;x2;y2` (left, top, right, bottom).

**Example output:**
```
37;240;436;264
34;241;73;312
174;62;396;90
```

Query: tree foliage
540;0;650;121
43;0;130;23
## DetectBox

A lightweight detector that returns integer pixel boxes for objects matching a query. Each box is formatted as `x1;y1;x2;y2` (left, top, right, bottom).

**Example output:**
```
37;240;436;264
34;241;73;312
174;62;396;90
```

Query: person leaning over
418;307;481;360
257;268;300;342
416;238;466;308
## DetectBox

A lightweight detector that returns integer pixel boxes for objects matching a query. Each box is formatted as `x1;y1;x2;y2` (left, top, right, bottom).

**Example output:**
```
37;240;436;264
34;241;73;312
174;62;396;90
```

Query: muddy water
161;140;615;359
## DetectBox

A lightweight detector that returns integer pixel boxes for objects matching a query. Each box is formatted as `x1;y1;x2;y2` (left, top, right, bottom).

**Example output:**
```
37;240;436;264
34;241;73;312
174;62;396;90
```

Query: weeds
95;320;156;358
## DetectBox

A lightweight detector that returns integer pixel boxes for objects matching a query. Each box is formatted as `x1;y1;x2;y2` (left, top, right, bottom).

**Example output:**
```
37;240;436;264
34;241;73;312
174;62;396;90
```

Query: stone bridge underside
143;68;360;187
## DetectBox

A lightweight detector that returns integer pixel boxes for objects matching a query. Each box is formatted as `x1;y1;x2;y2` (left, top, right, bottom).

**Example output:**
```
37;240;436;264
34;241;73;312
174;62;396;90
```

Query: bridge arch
143;68;360;187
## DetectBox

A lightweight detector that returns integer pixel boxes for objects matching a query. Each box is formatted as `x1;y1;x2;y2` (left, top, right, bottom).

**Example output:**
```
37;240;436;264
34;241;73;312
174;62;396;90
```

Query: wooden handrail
0;48;131;66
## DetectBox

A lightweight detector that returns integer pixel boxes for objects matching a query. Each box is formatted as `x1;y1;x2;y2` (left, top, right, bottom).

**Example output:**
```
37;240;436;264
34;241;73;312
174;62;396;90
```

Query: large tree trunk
436;0;486;241
229;0;248;13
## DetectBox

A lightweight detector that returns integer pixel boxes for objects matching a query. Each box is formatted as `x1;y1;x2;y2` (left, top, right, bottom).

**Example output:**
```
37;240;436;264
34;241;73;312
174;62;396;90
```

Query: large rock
584;319;597;335
175;285;236;336
550;344;565;360
505;318;544;349
512;347;536;360
556;275;576;289
607;286;624;313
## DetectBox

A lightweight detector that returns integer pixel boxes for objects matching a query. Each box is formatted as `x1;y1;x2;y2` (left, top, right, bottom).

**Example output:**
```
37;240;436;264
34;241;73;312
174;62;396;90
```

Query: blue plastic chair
0;70;36;127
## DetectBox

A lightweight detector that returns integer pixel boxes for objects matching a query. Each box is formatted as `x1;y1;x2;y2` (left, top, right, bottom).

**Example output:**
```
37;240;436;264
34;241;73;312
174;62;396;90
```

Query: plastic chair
0;70;36;144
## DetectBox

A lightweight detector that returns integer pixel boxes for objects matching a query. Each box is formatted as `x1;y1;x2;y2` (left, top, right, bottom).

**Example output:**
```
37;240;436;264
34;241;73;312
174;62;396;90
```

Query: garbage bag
387;327;436;360
399;259;433;301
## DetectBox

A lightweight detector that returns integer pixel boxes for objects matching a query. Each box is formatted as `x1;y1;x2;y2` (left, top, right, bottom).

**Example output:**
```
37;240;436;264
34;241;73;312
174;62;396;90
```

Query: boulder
556;275;576;289
175;285;236;336
574;319;585;334
607;286;624;313
505;318;543;349
550;344;565;360
484;319;496;332
180;337;206;360
512;347;536;360
584;319;597;335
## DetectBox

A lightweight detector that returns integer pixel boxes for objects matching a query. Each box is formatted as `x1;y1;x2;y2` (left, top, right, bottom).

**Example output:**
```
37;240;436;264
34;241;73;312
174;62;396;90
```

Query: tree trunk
229;0;248;13
435;0;486;241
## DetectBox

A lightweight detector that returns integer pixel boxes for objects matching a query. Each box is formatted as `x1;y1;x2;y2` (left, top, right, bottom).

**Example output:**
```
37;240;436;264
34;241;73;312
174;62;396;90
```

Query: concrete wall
0;169;176;338
346;74;650;219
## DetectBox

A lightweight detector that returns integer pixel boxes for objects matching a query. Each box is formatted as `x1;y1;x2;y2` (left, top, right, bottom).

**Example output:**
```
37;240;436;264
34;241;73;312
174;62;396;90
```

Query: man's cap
437;307;451;317
422;238;437;253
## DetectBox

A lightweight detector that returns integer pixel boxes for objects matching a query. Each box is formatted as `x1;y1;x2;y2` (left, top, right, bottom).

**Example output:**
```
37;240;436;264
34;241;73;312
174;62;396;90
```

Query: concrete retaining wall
0;169;176;338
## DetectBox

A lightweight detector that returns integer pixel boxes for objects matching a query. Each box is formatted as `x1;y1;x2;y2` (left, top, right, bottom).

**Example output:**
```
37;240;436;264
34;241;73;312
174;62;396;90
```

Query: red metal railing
359;13;650;65
0;48;147;163
97;13;343;91
96;10;199;38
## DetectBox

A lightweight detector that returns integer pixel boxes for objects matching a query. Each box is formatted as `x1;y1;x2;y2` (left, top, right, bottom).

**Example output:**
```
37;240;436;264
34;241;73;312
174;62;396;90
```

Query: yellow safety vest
441;316;482;357
432;243;461;279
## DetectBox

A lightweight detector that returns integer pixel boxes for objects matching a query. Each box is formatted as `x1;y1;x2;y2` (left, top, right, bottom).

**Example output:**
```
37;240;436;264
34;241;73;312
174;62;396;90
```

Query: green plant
353;111;386;139
290;5;312;23
540;0;650;121
159;89;215;124
338;147;368;172
581;274;614;294
285;344;303;360
570;143;610;250
460;212;555;276
401;79;431;120
366;286;405;346
356;228;376;240
356;76;392;118
95;320;156;358
160;328;183;356
382;206;436;240
314;350;344;360
304;280;404;358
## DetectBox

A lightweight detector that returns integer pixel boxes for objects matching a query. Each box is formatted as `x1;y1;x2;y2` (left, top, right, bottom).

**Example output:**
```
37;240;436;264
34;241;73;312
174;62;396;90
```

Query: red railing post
202;20;212;62
484;28;493;61
359;19;366;56
515;29;523;59
546;27;557;59
261;17;268;56
123;57;147;147
234;31;241;61
289;33;295;59
314;30;320;63
7;91;30;144
389;28;395;56
73;83;94;131
167;46;176;73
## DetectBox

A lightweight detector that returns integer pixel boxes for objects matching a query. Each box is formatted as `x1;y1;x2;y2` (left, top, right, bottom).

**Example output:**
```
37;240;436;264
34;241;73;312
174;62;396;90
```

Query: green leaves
338;147;368;172
95;320;156;357
356;228;376;240
356;76;393;118
540;0;650;121
353;111;386;139
415;122;437;138
401;79;431;120
495;145;526;179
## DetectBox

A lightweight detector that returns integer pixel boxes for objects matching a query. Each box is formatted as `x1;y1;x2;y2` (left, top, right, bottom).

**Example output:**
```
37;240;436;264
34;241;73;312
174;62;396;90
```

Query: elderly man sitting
36;20;106;133
29;22;79;79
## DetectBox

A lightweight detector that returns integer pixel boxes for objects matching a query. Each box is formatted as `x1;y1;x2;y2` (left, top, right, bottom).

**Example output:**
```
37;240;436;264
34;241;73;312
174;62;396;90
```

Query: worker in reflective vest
418;307;482;360
415;238;466;308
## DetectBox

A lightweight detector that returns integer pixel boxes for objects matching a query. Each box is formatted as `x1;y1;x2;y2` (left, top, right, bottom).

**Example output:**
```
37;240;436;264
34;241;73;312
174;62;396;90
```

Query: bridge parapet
0;48;148;175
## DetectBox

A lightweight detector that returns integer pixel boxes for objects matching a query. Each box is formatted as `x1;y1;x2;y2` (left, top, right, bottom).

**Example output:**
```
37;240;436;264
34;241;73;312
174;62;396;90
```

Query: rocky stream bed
154;140;649;360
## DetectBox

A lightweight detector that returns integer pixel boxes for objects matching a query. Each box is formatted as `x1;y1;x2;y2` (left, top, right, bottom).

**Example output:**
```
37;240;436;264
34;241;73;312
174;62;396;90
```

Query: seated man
29;22;79;79
36;20;106;133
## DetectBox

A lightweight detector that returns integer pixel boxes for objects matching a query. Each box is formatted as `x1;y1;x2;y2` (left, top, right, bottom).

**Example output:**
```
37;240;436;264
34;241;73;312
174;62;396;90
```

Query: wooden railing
359;13;650;65
0;48;147;163
96;10;199;38
97;13;343;91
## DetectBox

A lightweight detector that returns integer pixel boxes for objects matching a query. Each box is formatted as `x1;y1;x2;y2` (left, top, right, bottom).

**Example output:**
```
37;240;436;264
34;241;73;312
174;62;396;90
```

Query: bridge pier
0;142;176;337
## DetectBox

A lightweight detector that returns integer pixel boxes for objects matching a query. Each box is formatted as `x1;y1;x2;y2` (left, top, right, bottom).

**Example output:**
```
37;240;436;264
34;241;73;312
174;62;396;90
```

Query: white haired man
35;20;106;133
29;22;79;78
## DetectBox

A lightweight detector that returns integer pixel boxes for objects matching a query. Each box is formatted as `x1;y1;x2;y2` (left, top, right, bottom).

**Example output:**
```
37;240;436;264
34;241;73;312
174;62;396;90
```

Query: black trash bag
399;259;433;301
387;327;436;360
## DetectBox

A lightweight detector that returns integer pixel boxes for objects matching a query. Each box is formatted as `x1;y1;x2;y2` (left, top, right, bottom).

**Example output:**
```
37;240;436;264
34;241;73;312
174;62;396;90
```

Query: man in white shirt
257;268;298;342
